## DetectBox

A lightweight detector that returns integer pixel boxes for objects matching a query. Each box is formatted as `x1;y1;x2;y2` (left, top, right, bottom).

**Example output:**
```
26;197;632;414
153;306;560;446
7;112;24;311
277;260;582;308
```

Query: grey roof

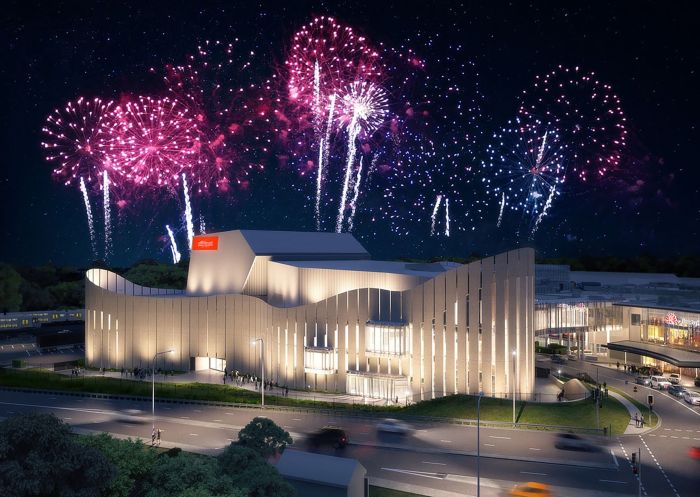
237;230;369;257
571;271;699;286
607;340;700;368
276;449;364;487
276;259;457;277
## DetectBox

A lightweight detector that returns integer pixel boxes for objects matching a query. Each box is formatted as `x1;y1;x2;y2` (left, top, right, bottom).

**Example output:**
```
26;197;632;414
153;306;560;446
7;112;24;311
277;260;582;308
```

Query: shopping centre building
85;230;536;402
535;266;700;378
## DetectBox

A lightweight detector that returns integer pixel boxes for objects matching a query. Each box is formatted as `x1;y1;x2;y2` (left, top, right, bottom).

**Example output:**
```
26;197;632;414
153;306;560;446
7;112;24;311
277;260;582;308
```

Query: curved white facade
85;230;535;401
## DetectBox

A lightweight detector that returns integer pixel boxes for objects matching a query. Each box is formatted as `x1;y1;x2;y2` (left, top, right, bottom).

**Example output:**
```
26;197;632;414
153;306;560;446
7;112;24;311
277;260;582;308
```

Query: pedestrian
634;412;639;427
616;361;620;370
640;414;645;428
156;428;162;446
223;373;226;384
285;386;289;397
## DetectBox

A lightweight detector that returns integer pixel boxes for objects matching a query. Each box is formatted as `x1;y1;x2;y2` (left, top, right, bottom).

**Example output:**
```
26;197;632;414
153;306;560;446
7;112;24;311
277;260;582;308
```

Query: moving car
114;409;146;424
509;481;551;497
554;432;598;451
307;426;348;449
668;385;687;398
635;376;651;386
689;446;700;460
668;373;681;385
376;418;413;434
682;390;700;406
650;375;671;390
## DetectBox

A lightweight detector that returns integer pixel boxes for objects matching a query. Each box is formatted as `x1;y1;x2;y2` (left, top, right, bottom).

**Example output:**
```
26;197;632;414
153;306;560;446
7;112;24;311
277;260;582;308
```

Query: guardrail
0;384;606;436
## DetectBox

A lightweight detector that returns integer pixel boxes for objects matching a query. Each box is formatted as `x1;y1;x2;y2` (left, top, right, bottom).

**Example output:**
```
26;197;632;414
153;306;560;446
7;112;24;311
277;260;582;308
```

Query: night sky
1;1;698;267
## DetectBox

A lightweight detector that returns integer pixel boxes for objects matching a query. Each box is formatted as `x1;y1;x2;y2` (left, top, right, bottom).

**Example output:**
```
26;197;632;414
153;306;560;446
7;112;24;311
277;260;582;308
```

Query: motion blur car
307;426;348;449
554;433;598;451
509;481;551;497
668;373;681;384
668;385;687;398
689;446;700;459
376;418;413;434
682;390;700;406
114;409;146;424
635;375;651;386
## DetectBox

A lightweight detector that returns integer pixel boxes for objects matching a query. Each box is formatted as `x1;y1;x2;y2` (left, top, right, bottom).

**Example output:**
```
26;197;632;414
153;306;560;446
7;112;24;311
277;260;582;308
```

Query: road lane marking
520;471;547;476
381;468;446;480
292;418;302;421
489;435;510;439
213;419;222;422
529;448;542;451
440;440;452;443
189;433;198;436
422;461;447;465
600;480;626;484
484;443;495;447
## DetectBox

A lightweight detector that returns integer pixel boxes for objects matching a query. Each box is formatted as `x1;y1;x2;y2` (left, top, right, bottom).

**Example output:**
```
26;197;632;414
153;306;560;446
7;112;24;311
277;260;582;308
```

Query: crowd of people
222;369;290;397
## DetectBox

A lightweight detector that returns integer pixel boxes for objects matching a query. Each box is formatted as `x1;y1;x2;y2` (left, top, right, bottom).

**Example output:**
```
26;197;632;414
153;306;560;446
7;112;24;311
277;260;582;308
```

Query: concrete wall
86;248;535;400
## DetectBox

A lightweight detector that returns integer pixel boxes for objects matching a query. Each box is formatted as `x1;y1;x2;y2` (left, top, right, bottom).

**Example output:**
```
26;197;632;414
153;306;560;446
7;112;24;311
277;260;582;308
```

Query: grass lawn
370;486;425;497
608;386;658;427
0;368;633;433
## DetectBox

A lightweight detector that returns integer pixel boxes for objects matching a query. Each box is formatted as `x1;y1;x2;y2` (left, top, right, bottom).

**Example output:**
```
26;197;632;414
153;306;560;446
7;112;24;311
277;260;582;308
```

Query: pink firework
286;16;383;115
163;40;272;193
99;96;199;190
41;97;114;185
518;65;627;181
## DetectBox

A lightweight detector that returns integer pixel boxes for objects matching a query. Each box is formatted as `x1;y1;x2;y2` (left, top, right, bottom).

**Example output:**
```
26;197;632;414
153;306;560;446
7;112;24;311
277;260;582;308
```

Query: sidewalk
607;390;654;435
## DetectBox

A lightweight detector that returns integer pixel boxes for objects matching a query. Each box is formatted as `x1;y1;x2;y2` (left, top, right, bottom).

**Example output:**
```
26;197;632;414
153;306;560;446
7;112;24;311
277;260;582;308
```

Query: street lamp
152;349;174;432
252;338;265;407
477;391;484;497
512;349;517;425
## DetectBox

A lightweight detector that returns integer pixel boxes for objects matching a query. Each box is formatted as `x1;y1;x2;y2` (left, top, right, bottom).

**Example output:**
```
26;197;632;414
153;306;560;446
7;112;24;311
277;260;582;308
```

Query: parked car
376;418;413;434
567;354;578;361
551;355;567;364
635;376;651;386
668;385;687;398
668;373;681;385
695;377;700;387
651;375;672;390
307;426;349;449
510;481;551;497
682;391;700;406
554;433;599;451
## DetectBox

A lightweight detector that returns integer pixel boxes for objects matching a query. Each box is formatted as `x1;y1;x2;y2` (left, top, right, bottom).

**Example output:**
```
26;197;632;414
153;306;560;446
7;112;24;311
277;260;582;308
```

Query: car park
668;385;687;398
376;418;413;434
651;375;672;390
635;376;651;386
554;433;599;451
307;426;348;449
682;391;700;406
668;373;681;384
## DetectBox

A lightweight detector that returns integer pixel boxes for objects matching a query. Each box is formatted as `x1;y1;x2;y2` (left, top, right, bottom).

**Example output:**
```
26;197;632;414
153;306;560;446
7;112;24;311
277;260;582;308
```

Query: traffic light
631;452;638;474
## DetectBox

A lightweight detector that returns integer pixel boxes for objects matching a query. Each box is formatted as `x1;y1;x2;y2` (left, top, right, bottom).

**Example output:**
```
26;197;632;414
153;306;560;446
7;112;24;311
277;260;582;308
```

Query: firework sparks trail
314;94;336;229
336;81;388;232
166;225;181;264
182;173;194;250
431;195;442;236
445;197;450;237
497;192;506;227
315;138;325;230
348;156;364;232
79;177;97;257
198;214;206;235
313;60;321;132
102;170;111;258
531;184;557;236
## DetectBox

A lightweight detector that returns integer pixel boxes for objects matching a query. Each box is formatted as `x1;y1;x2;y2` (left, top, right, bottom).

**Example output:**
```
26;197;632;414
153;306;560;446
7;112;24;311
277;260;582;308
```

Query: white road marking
292;418;302;421
600;480;626;484
440;439;452;443
489;435;510;439
180;416;190;419
422;461;447;465
484;443;495;447
213;419;222;422
529;447;542;451
521;471;547;476
189;433;198;436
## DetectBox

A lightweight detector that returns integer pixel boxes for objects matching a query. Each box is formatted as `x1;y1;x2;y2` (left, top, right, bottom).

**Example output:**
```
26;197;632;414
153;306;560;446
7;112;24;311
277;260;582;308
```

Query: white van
651;375;671;390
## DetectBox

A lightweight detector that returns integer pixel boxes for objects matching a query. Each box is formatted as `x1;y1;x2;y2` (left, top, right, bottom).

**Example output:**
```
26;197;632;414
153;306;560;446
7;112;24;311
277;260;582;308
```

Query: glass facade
638;308;700;351
303;347;337;374
365;321;406;356
346;371;410;402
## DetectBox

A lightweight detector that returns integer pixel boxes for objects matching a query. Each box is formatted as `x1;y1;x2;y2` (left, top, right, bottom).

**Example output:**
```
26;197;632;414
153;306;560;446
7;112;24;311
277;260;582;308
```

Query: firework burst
518;65;627;182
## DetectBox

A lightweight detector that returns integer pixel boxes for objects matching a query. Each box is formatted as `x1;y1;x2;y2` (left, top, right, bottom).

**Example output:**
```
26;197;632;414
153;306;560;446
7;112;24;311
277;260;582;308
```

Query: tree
141;451;235;497
0;413;114;497
0;263;22;312
123;263;187;289
236;417;293;459
218;445;295;497
80;434;157;497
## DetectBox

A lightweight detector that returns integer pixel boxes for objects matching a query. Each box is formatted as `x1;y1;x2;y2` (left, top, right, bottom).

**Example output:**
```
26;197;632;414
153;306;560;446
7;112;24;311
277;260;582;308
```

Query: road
558;359;700;497
0;388;646;497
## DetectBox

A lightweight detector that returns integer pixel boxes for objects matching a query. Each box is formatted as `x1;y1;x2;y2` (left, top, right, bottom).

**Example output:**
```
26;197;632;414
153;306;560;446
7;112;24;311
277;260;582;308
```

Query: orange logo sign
192;236;219;251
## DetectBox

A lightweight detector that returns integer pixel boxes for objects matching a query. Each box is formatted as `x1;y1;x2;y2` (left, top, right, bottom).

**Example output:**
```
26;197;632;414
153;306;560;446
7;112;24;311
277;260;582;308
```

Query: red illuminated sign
192;236;219;251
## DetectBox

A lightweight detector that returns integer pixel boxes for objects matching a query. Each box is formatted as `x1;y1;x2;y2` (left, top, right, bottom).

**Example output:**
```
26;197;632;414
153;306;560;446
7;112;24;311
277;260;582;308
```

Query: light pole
252;338;265;407
152;349;174;432
477;391;484;497
512;349;517;425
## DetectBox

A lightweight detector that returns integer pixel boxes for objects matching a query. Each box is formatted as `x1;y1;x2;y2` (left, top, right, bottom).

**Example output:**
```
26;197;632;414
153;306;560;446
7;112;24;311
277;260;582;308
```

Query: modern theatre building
85;230;535;402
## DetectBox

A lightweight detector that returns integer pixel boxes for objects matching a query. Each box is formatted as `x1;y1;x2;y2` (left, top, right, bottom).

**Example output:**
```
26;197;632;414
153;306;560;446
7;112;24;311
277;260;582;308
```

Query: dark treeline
1;254;698;312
